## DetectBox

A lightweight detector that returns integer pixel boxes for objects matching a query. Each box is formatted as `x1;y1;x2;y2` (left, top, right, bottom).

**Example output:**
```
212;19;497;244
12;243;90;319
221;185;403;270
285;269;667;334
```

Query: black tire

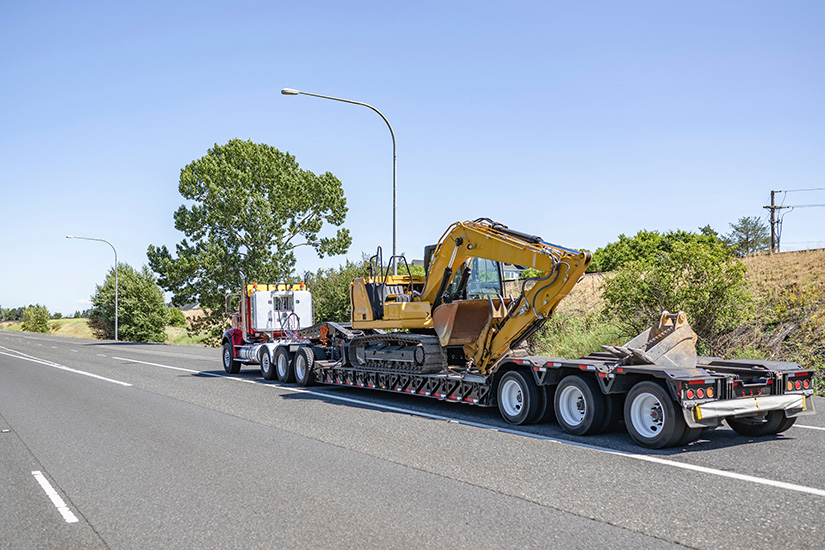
727;410;788;437
674;425;703;447
294;347;316;387
260;349;277;380
554;374;606;436
624;381;687;449
222;341;240;374
598;393;624;434
538;385;557;424
772;415;797;434
497;370;543;425
275;347;295;383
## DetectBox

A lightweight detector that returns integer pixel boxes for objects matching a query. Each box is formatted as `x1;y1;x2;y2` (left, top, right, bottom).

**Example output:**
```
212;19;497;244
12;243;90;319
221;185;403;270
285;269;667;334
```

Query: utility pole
763;190;790;254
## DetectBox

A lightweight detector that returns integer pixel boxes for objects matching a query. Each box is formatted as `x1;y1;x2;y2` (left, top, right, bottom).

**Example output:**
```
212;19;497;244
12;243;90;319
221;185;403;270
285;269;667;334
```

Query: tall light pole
66;235;118;341
281;88;397;272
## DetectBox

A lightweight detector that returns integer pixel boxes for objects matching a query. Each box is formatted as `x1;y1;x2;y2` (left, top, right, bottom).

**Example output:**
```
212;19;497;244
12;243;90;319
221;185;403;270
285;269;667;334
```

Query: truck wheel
294;347;316;387
624;381;686;448
554;375;606;436
497;371;542;425
222;342;240;374
275;347;295;383
727;410;787;437
260;350;277;380
771;415;797;434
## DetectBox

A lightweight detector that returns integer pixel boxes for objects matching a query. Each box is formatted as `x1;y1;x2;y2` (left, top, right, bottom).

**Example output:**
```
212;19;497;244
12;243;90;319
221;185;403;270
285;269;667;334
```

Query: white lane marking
0;348;132;387
70;349;78;353
113;355;825;498
795;424;825;432
31;471;79;523
97;354;107;357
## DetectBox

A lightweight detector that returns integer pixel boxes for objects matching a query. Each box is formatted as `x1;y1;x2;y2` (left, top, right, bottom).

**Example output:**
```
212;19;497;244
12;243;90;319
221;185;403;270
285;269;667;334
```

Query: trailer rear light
706;387;713;398
696;388;705;398
686;389;695;399
803;379;810;389
787;380;794;391
795;380;802;390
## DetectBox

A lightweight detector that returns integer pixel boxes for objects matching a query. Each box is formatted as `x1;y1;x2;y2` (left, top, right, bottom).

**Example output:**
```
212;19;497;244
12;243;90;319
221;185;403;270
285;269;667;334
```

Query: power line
777;187;825;193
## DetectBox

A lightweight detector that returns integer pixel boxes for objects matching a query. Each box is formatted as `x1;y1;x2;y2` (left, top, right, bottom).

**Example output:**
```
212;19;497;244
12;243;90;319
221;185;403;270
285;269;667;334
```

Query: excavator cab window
445;258;503;301
466;258;503;299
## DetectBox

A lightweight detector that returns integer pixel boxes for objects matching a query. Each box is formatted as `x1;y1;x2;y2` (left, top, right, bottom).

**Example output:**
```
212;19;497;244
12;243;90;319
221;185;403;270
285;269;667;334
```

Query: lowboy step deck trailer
222;219;815;448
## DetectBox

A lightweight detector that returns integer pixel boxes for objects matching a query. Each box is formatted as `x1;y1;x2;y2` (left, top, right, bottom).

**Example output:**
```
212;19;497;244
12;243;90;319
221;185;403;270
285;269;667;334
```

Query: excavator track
348;334;445;374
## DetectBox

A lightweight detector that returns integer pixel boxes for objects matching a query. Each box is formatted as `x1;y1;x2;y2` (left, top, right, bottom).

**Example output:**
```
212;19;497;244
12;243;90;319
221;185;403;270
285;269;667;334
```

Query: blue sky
1;1;823;316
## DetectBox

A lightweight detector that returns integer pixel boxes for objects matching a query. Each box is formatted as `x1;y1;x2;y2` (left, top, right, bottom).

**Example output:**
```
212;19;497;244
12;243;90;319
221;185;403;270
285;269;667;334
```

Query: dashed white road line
795;424;825;432
31;471;79;523
114;355;825;498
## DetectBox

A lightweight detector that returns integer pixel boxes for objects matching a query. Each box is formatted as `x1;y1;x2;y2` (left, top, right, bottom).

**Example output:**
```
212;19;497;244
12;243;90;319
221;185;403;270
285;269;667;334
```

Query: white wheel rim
262;354;270;373
557;385;586;427
500;379;524;417
295;355;306;380
630;392;664;439
224;348;231;367
277;353;288;377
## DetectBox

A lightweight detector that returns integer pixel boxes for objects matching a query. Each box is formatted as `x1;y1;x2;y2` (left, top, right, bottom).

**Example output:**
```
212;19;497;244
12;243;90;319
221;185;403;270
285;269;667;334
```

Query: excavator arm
423;219;591;374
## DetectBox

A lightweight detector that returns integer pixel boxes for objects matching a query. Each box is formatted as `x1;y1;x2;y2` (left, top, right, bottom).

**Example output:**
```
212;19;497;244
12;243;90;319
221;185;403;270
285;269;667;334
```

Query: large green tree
147;139;351;340
724;216;770;257
89;264;170;342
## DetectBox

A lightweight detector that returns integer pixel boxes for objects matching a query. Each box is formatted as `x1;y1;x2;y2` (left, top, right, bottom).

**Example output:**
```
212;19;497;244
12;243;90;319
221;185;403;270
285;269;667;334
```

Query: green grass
2;318;210;346
530;312;635;360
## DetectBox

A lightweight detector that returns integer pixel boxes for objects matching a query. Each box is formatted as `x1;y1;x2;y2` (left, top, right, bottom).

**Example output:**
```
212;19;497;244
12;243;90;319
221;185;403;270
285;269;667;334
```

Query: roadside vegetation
531;230;824;395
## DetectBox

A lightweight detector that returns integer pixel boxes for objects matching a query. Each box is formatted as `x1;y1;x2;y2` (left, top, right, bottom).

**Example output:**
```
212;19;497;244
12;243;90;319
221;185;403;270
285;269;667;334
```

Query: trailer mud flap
690;393;812;424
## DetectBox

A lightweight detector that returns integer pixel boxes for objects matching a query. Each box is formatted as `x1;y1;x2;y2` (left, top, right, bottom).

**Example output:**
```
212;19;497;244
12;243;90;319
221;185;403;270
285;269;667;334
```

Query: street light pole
281;88;397;272
66;235;118;341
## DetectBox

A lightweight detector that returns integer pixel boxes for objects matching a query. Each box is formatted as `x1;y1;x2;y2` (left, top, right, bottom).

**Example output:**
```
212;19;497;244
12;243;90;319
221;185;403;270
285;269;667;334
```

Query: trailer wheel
771;415;797;434
538;385;556;423
727;410;789;437
598;393;624;434
222;342;240;374
294;347;316;387
554;375;606;436
275;347;295;383
624;381;686;448
674;425;703;447
260;350;277;380
497;371;542;425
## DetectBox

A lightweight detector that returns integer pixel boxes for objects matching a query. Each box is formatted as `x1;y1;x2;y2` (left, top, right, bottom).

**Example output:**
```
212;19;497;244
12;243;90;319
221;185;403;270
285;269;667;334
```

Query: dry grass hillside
733;249;824;368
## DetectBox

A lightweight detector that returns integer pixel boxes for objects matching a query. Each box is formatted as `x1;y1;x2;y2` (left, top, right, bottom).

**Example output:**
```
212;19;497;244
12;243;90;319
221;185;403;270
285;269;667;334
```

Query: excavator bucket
602;311;698;369
432;299;506;348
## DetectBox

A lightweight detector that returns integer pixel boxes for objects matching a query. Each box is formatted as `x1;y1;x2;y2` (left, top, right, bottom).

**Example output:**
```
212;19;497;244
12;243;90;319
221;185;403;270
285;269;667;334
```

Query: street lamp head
281;88;300;95
66;235;73;239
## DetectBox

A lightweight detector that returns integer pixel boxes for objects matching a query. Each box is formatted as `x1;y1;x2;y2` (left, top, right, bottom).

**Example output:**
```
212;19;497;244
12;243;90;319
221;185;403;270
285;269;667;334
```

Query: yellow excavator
347;217;591;375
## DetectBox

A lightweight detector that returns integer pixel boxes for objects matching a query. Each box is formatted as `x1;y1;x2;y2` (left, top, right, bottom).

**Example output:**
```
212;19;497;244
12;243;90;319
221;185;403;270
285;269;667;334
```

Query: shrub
601;240;750;352
21;304;51;333
168;307;188;327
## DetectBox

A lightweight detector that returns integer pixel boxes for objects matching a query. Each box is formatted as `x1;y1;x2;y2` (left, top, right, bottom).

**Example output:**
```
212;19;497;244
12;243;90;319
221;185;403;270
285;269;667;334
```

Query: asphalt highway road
1;331;824;549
